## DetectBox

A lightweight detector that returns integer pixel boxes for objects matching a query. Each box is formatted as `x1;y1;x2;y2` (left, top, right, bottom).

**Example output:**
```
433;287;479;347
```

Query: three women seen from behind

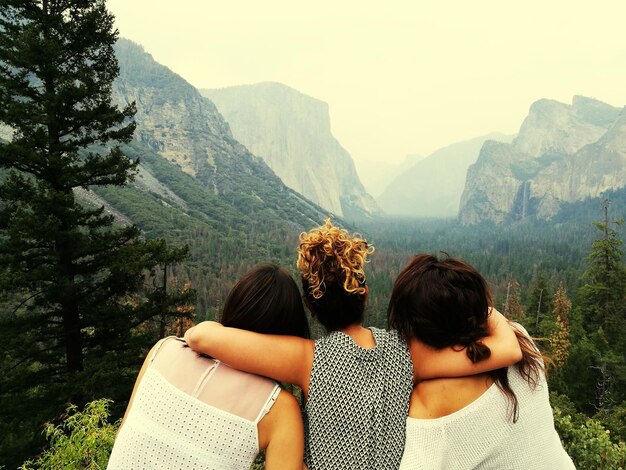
186;220;523;469
107;264;309;470
389;254;574;469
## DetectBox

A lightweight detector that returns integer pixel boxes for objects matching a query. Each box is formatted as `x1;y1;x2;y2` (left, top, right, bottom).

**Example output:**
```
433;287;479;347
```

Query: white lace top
107;337;280;470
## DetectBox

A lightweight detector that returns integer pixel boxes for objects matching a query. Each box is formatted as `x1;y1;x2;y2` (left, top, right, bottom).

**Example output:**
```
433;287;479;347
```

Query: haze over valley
3;3;626;468
100;38;626;231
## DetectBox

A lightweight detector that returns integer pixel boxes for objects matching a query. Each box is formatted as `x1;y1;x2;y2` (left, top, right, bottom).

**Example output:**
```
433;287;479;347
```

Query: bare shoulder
259;389;305;469
257;389;302;448
266;389;302;424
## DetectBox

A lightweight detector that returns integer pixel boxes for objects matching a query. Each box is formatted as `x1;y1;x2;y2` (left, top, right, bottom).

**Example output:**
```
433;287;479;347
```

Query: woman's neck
338;323;376;349
409;374;494;419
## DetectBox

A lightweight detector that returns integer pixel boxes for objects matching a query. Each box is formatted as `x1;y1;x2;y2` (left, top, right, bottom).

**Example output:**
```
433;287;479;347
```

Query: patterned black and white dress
304;327;413;470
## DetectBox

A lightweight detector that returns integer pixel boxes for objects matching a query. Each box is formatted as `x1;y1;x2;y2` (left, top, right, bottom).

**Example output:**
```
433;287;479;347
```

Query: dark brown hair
296;219;374;331
388;253;544;422
220;264;310;339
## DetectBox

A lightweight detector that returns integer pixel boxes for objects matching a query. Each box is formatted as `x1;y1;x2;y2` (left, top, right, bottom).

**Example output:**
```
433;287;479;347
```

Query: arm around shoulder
184;321;314;393
411;309;522;380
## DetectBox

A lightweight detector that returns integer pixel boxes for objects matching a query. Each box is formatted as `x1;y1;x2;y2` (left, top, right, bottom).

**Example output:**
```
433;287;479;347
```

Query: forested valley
1;1;625;469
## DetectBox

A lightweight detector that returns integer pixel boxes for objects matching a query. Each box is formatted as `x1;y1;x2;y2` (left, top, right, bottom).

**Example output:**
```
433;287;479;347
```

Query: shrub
20;400;118;470
552;394;626;469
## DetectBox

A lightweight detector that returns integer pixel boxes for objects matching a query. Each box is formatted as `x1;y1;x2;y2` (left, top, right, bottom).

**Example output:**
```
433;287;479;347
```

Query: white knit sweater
399;367;575;469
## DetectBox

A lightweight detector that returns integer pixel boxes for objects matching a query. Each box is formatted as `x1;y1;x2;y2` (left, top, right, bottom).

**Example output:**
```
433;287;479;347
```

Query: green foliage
595;402;626;443
17;399;272;470
20;399;117;470
0;1;189;465
552;393;626;469
92;140;319;318
524;273;553;335
563;200;626;410
577;201;626;347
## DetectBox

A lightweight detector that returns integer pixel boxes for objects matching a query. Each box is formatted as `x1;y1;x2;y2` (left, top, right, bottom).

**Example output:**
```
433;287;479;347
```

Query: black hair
301;278;366;331
388;253;544;422
220;264;310;339
388;253;491;361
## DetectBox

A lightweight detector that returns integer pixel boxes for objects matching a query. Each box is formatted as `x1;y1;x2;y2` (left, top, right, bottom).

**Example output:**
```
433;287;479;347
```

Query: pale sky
107;0;626;165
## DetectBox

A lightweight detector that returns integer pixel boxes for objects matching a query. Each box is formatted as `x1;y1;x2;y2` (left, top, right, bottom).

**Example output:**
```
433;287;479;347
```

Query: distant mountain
377;133;514;218
201;82;379;219
459;96;625;224
76;39;333;311
356;153;424;199
112;40;326;226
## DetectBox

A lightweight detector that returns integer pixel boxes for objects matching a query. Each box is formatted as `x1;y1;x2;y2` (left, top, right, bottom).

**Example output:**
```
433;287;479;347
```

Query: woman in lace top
108;264;310;470
185;220;523;470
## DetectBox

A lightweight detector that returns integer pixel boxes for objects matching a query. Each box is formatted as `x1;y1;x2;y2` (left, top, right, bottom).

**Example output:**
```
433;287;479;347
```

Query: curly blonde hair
297;219;374;300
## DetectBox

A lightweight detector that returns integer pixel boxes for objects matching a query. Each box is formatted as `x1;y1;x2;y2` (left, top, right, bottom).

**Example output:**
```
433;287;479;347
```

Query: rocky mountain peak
598;107;626;153
459;96;626;225
572;95;621;128
378;133;514;218
110;38;327;230
514;98;605;158
201;83;379;218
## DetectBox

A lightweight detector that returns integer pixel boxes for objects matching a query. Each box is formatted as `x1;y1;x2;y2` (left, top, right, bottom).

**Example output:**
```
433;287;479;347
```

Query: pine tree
578;199;626;346
0;1;188;464
570;200;626;412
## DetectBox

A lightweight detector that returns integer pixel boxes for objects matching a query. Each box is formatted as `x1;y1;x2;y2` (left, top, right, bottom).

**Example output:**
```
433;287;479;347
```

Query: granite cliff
111;40;326;230
459;96;624;224
201;82;379;219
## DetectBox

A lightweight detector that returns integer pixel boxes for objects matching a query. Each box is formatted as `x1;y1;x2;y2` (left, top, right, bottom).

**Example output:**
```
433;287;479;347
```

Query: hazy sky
107;0;626;165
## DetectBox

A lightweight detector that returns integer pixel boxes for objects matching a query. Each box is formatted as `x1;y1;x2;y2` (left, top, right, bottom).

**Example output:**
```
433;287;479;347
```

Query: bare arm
184;322;314;396
411;309;522;381
259;390;305;470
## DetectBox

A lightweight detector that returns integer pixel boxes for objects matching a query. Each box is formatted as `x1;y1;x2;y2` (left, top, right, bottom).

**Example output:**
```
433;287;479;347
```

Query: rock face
201;82;379;219
377;133;513;218
111;40;326;228
459;96;624;224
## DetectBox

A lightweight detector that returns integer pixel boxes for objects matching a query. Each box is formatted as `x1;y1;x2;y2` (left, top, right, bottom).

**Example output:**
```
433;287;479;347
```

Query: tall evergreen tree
578;199;626;346
0;1;187;464
569;200;626;412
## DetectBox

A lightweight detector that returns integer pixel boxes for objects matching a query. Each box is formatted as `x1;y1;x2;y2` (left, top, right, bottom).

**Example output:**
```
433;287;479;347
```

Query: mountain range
49;39;626;264
459;96;625;224
356;153;424;199
93;39;332;311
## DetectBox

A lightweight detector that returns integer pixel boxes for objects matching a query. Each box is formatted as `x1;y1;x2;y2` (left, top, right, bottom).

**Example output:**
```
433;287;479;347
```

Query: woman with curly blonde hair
185;220;522;470
296;219;373;331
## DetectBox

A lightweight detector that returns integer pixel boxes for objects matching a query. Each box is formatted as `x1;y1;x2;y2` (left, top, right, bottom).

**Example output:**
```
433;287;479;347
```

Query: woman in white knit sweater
388;254;575;470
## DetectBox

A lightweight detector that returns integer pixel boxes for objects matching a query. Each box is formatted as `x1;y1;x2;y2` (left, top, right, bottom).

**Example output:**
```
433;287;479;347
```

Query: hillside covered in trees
1;1;625;469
